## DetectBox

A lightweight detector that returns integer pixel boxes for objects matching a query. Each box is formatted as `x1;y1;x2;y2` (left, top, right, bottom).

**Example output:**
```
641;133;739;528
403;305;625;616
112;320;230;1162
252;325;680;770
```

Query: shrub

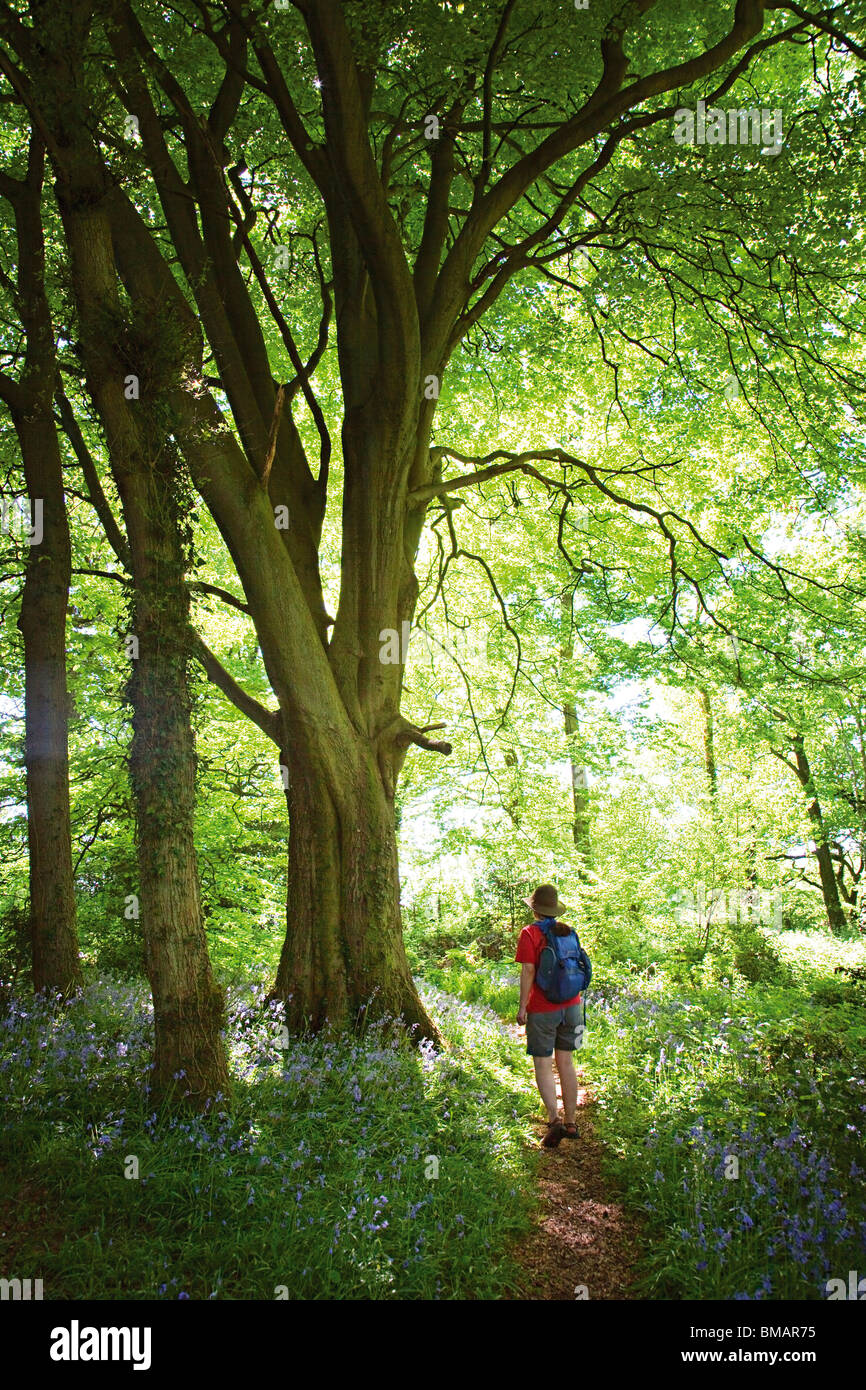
720;920;788;985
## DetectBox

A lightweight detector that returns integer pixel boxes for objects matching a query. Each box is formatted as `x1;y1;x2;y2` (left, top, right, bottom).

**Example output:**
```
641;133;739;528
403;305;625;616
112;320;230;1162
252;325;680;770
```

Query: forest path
503;1026;644;1300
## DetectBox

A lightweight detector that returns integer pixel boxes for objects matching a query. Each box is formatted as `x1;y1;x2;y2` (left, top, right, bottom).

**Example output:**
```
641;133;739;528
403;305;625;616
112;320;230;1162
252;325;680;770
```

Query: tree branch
765;1;866;59
407;451;576;504
190;631;281;745
56;389;131;569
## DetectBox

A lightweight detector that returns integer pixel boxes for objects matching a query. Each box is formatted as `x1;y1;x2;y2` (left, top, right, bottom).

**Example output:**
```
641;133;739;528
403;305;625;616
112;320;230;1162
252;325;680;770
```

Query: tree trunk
126;464;231;1103
15;417;81;994
565;711;592;866
55;186;230;1106
698;685;718;798
0;136;81;994
792;733;848;935
270;734;437;1040
559;592;592;869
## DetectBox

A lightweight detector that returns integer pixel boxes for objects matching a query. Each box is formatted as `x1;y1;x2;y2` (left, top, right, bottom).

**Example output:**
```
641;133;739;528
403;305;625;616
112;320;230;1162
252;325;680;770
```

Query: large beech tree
2;0;865;1052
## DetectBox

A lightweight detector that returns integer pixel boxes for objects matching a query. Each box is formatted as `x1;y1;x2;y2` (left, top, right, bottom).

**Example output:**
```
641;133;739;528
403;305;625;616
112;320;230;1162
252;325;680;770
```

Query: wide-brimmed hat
524;883;570;916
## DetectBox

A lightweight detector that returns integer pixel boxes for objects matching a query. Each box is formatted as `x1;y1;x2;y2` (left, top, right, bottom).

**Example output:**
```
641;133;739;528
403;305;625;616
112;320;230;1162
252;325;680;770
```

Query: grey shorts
526;1002;584;1057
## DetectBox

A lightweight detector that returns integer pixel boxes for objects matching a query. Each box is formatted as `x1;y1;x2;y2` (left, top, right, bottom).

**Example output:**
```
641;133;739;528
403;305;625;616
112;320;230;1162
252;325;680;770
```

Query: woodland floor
0;1005;646;1302
504;1025;644;1301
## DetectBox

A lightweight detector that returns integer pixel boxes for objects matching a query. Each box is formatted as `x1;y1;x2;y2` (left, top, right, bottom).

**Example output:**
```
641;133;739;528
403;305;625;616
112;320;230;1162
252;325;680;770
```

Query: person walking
515;884;584;1149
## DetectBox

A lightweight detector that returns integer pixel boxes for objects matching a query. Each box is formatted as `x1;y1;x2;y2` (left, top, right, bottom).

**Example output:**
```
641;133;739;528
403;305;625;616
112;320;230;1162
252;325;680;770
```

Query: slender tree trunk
559;592;592;869
16;417;81;994
698;685;718;798
566;713;592;864
11;420;79;993
792;734;848;935
0;136;81;994
742;806;761;926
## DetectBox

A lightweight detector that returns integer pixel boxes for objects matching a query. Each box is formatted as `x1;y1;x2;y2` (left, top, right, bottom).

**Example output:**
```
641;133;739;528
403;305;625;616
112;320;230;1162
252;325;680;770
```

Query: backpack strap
536;916;557;955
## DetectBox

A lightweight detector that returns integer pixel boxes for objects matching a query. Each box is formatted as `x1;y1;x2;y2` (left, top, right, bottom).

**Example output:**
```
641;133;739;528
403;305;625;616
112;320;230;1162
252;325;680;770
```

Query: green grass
10;910;859;1301
0;974;540;1300
422;951;520;1017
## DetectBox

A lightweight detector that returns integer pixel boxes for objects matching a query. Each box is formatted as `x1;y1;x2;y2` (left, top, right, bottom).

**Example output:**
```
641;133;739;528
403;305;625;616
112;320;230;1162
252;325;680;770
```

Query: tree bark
698;685;719;798
0;137;81;994
792;733;848;935
124;463;231;1102
269;736;436;1039
559;592;592;869
16;415;81;994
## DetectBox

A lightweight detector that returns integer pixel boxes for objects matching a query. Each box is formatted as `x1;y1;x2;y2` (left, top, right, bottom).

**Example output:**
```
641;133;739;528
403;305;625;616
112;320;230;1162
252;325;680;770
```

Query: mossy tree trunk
123;460;231;1100
269;734;435;1037
51;136;230;1104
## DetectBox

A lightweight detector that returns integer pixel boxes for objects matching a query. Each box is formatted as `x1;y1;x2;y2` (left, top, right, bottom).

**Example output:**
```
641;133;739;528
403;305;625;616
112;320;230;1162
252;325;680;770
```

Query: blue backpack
535;916;592;1004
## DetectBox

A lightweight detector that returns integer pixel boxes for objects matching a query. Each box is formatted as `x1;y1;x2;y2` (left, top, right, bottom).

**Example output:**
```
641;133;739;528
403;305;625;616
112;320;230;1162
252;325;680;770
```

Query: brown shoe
562;1123;579;1139
541;1120;565;1149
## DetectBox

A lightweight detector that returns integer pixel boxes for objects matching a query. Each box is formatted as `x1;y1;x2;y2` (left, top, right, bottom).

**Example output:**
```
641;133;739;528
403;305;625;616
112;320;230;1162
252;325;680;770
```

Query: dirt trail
505;1032;644;1301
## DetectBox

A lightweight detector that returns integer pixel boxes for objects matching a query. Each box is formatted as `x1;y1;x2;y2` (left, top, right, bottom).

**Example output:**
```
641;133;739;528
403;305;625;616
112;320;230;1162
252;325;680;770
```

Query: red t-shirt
515;922;581;1014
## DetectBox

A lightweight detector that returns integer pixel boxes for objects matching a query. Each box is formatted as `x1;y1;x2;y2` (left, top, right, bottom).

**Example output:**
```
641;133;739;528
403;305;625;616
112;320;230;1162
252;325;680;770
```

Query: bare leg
556;1049;578;1126
532;1055;559;1122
